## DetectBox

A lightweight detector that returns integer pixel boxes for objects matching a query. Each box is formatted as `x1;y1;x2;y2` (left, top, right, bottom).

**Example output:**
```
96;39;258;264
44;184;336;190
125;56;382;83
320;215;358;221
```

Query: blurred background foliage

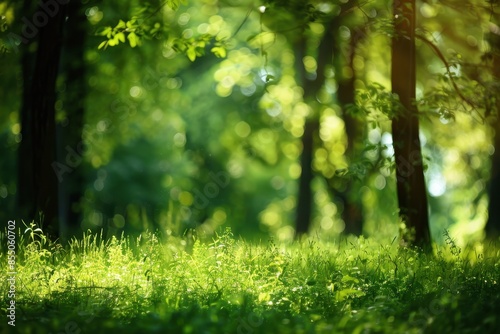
0;0;499;245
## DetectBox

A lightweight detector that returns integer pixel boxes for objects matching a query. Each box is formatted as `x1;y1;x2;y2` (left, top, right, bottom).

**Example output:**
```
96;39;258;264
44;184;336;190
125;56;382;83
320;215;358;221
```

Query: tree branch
416;33;479;113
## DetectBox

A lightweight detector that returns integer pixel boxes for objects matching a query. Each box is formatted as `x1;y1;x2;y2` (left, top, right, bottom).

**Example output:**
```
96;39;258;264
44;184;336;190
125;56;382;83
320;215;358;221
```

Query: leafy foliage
1;0;499;266
171;33;228;61
96;1;184;50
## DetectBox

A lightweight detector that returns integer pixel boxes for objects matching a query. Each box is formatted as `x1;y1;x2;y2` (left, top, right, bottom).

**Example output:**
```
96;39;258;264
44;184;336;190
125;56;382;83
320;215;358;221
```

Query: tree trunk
17;0;67;239
485;17;500;239
58;1;87;241
487;110;500;239
332;24;364;236
294;21;335;237
295;119;318;236
391;0;431;248
293;30;316;237
336;78;363;236
17;46;33;217
16;1;36;233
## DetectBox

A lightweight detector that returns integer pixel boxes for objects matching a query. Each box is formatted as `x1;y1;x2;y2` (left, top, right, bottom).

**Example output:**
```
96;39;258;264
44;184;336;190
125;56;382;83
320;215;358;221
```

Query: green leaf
127;32;139;48
336;288;365;302
341;275;359;283
211;46;226;58
98;41;108;50
126;19;136;29
186;47;197;61
258;292;271;302
98;27;113;37
116;20;126;29
116;32;126;43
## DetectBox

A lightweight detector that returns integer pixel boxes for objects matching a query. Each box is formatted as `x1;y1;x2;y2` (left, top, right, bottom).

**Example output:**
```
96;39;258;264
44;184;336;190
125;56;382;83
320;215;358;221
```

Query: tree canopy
1;0;499;246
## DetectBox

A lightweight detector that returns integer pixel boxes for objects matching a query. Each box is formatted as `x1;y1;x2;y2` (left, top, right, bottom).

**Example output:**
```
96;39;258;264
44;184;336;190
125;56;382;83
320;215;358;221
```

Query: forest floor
1;225;499;333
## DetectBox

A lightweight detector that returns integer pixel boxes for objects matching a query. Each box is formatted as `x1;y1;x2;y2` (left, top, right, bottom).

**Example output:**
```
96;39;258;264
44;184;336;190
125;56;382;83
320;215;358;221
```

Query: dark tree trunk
487;111;500;239
17;0;67;239
17;47;35;226
391;0;431;248
16;1;37;232
485;17;500;239
58;1;87;241
295;119;318;236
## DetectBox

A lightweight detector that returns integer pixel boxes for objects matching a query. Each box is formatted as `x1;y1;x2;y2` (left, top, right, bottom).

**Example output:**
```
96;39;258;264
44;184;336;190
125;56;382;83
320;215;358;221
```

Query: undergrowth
1;224;499;333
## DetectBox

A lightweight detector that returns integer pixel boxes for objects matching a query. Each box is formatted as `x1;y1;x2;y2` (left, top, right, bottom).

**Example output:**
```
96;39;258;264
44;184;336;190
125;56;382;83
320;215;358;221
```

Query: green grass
1;225;499;333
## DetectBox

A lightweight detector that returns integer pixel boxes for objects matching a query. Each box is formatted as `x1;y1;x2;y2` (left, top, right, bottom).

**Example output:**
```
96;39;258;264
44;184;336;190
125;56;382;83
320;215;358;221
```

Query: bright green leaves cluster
172;34;228;61
96;0;227;62
210;39;228;59
96;0;180;50
174;34;208;61
164;0;186;11
98;19;143;49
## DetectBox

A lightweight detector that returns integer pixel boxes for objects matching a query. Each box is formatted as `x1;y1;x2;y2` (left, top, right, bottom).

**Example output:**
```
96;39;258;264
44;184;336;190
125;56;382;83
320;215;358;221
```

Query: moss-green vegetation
1;225;499;333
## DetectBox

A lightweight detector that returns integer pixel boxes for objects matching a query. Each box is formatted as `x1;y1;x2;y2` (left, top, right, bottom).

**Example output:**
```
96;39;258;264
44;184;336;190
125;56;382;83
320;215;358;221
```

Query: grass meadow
1;224;499;333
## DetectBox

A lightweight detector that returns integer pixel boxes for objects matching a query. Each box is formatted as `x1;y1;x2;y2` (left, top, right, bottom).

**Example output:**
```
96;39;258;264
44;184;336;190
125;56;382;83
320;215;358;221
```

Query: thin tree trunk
391;0;431;248
336;82;363;235
17;0;67;239
295;119;318;236
333;25;364;236
293;29;316;237
294;21;335;237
